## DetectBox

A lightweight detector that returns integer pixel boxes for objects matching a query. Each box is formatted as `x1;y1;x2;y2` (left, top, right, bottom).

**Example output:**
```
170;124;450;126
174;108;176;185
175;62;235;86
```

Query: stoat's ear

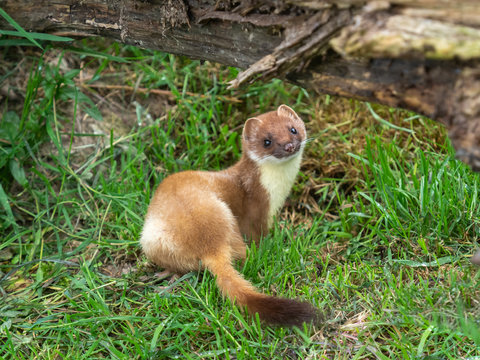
243;117;262;141
277;104;300;120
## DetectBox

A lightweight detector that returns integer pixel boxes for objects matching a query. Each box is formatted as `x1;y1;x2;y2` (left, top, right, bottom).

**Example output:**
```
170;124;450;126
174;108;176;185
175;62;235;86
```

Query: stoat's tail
203;254;320;327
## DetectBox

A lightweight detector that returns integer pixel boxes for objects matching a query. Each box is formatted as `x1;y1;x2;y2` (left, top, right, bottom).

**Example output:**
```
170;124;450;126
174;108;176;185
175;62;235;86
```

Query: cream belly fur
258;153;303;226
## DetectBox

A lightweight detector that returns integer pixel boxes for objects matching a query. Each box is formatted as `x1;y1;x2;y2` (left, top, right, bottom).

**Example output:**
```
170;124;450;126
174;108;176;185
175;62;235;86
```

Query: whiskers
252;151;303;165
297;138;314;153
304;137;316;145
252;153;277;164
246;150;271;164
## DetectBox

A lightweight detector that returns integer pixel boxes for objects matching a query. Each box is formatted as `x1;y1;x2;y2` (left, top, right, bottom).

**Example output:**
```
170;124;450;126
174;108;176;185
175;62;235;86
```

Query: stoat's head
242;104;307;165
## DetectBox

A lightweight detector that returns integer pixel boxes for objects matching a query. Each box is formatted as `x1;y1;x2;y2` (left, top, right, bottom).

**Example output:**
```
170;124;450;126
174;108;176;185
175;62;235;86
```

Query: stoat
140;104;319;326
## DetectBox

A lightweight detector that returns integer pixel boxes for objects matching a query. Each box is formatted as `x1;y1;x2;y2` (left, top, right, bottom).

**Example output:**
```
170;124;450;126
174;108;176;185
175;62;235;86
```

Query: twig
78;82;242;103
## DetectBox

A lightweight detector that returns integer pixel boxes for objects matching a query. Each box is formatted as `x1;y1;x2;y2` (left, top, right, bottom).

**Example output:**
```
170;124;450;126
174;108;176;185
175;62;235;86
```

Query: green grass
0;39;479;359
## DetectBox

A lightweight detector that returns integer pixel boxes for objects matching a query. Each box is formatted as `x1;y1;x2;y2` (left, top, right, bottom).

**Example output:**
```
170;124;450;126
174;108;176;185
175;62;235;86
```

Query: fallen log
1;0;480;170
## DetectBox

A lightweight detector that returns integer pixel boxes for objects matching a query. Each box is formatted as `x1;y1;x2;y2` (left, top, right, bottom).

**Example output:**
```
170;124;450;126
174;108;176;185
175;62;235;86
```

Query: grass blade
0;8;43;49
0;29;73;42
0;183;16;228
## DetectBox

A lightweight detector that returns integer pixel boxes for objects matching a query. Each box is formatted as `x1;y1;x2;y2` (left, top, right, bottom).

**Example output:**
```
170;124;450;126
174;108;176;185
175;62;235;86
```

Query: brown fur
140;104;320;326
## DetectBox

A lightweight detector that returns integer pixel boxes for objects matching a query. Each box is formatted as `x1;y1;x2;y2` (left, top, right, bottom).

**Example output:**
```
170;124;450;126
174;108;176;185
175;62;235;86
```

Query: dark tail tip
246;294;322;327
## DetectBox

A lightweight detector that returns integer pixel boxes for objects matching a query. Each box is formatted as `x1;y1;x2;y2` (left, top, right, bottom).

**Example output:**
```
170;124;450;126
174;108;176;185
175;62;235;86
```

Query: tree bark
1;0;480;170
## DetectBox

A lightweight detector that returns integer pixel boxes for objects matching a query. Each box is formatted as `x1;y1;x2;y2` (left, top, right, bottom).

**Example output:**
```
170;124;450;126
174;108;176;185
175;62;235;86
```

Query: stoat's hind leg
140;214;199;274
141;190;242;274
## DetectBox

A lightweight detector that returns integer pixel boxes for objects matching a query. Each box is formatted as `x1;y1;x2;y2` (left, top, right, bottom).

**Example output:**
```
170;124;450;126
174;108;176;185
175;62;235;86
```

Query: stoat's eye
263;139;272;147
290;127;297;134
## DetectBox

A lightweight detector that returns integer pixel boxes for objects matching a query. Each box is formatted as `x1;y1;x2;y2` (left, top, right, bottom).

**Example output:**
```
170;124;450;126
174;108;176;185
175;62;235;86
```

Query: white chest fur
258;152;303;226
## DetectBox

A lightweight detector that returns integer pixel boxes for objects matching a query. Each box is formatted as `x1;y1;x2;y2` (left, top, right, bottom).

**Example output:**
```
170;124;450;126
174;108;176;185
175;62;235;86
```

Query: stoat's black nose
284;143;295;153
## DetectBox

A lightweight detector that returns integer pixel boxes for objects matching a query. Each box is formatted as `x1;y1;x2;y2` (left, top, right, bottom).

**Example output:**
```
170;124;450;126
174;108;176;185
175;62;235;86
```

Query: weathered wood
0;0;281;68
289;55;480;170
1;0;480;170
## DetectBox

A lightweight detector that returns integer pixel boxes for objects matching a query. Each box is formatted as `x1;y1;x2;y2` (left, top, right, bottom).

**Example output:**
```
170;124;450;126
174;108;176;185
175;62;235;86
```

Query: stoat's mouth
272;142;302;159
